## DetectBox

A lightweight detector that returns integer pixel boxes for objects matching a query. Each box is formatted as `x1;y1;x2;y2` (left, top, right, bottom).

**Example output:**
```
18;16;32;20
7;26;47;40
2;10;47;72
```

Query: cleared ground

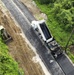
0;1;44;75
20;0;47;20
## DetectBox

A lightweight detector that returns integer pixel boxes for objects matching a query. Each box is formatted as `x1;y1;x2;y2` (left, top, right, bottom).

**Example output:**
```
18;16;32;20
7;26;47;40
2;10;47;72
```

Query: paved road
2;0;74;75
56;54;74;75
13;0;36;22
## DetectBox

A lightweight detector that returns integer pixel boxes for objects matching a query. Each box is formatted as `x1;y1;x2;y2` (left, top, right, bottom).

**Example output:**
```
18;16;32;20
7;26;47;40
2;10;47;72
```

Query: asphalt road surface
56;54;74;75
13;0;36;22
2;0;74;75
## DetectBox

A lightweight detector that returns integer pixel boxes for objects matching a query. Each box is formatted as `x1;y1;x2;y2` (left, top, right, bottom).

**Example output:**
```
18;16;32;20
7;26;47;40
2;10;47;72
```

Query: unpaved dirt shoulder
0;1;44;75
20;0;47;20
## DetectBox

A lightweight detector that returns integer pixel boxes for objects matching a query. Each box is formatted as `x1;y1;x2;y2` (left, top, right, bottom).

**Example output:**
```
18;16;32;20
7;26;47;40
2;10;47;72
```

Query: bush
35;0;56;4
72;1;74;7
51;4;62;15
70;7;74;14
62;1;72;9
51;0;74;32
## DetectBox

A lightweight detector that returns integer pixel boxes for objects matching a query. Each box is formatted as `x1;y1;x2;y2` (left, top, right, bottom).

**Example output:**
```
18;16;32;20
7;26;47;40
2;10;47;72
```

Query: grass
67;50;74;63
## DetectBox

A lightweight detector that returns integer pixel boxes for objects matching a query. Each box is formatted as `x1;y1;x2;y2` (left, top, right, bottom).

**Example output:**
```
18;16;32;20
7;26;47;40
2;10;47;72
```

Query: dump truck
31;20;63;58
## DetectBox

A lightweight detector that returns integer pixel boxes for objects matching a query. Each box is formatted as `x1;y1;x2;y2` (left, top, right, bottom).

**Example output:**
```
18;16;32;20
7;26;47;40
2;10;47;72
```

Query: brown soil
0;1;44;75
20;0;47;20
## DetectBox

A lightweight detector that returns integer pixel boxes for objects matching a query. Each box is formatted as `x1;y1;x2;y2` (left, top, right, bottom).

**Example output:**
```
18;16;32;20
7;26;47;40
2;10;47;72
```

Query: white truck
31;20;63;58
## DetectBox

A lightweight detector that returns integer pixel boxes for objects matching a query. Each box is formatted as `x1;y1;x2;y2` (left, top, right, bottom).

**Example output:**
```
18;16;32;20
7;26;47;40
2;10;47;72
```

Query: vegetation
34;0;74;47
37;0;55;4
52;0;74;32
68;50;74;63
34;0;74;62
0;38;24;75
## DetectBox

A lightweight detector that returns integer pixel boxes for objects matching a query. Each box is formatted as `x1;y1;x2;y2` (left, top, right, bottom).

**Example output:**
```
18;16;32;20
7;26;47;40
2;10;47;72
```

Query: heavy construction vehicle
0;26;12;43
31;20;63;58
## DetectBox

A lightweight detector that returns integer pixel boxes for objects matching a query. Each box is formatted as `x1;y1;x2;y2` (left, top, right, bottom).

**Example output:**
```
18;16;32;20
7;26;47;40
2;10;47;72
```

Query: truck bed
40;22;52;40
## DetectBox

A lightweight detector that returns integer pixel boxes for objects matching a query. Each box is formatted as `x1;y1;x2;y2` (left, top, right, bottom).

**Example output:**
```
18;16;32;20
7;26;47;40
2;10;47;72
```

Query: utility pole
65;28;74;53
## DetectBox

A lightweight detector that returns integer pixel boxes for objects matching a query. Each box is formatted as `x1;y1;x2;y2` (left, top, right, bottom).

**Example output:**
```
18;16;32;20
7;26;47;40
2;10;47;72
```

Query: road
2;0;74;75
13;0;36;22
56;54;74;75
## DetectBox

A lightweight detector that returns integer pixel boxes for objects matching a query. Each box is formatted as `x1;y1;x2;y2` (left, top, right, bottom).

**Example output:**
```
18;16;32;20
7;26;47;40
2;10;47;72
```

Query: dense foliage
34;0;74;46
52;0;74;31
0;38;23;75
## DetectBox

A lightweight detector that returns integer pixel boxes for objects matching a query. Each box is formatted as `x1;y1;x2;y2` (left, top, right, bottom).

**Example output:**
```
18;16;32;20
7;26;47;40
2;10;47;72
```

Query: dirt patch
0;1;44;75
20;0;47;20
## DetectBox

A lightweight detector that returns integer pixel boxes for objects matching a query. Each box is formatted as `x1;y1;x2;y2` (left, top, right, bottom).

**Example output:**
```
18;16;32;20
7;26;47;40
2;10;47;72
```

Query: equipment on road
31;20;63;58
0;26;12;43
